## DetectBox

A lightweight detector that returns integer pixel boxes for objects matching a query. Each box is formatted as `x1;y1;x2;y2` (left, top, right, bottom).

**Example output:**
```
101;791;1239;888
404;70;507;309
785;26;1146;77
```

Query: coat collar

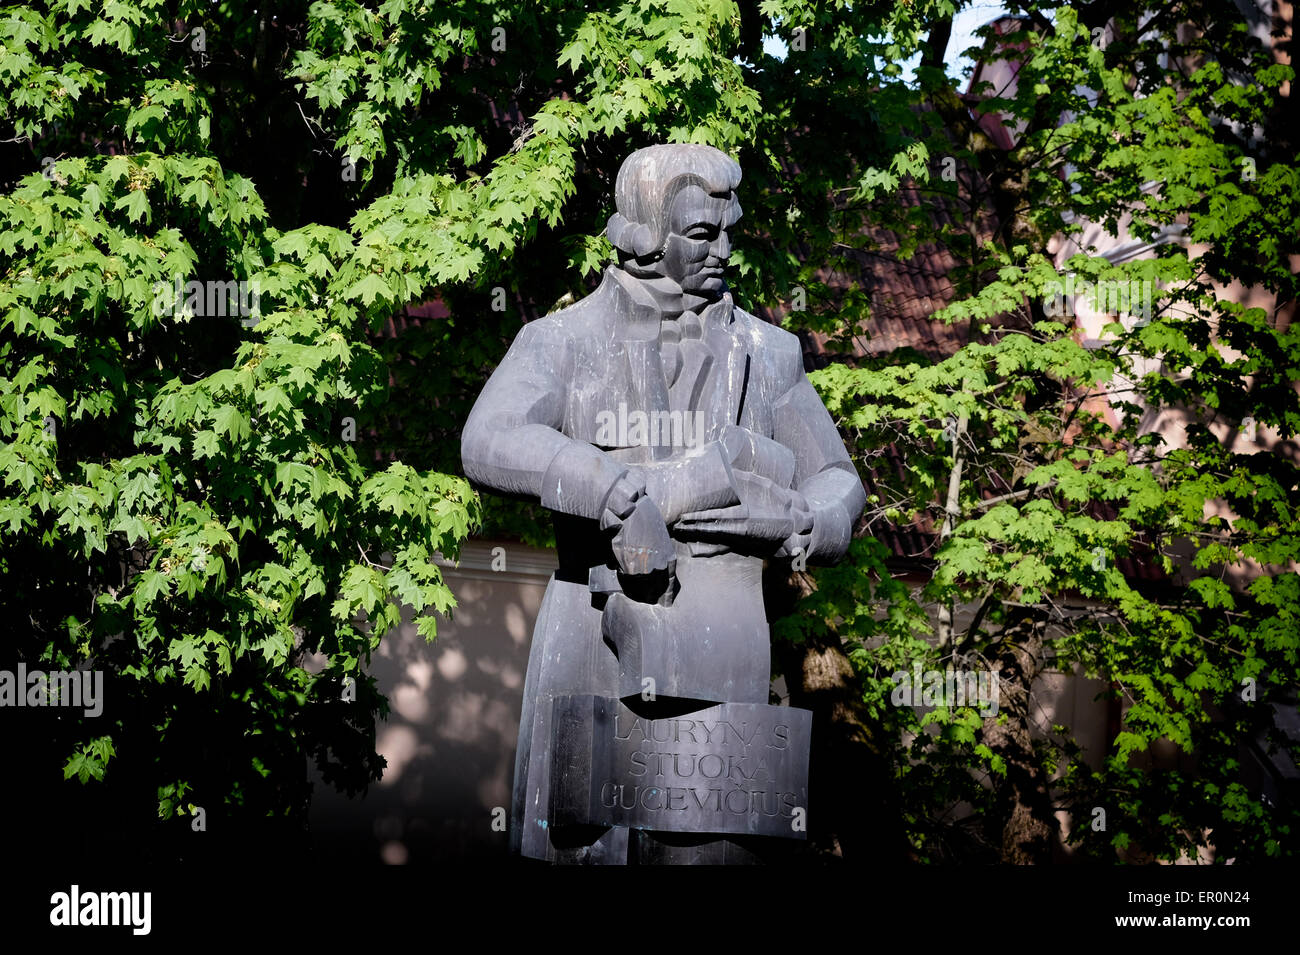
600;266;737;341
592;267;751;429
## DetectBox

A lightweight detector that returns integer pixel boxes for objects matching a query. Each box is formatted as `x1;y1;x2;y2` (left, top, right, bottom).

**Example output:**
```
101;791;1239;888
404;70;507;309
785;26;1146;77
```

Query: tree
790;2;1300;862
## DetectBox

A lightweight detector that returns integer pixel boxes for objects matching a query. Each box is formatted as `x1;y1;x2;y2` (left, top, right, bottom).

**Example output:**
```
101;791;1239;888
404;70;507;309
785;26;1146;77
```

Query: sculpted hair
606;144;742;258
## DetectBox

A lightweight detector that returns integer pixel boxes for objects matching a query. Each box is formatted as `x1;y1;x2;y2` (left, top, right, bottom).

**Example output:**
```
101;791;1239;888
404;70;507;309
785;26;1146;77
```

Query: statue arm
460;323;628;521
772;374;867;564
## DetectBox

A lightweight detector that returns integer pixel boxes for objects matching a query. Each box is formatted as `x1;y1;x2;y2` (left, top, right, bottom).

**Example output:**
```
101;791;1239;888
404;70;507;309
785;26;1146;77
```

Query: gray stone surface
460;144;866;863
549;695;812;839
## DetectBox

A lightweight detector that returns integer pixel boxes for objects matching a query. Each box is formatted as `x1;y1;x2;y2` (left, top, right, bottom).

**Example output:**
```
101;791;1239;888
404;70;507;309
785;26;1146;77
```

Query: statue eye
687;225;717;241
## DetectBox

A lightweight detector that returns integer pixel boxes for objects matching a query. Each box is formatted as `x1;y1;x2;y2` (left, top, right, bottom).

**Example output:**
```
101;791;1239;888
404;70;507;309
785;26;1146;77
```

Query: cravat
660;309;703;387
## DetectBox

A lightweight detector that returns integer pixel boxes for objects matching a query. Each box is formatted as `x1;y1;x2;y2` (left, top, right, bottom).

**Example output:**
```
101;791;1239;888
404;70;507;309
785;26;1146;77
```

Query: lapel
697;293;752;432
604;269;672;461
669;339;713;414
595;271;754;449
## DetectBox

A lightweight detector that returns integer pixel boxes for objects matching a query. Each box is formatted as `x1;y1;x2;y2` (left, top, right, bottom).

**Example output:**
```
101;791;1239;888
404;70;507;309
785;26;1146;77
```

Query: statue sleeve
772;374;867;564
461;321;627;521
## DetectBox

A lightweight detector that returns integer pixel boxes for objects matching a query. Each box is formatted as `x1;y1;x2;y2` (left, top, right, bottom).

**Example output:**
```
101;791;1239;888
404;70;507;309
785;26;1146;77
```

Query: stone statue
461;144;866;864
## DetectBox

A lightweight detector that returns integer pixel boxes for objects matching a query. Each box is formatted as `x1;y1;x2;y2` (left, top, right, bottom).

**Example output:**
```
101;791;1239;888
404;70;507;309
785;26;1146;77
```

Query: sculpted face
607;145;743;308
658;184;737;303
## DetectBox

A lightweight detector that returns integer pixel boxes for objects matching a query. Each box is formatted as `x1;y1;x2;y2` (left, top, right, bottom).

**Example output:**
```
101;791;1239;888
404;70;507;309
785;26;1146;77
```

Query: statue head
606;144;742;305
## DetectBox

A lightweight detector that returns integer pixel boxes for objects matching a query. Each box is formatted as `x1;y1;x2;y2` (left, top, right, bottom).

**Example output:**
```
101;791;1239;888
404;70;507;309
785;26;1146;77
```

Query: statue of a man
462;144;865;863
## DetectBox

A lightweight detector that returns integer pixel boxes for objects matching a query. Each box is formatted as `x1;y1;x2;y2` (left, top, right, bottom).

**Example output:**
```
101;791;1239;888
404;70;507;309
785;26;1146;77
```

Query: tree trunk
981;612;1058;863
936;407;967;651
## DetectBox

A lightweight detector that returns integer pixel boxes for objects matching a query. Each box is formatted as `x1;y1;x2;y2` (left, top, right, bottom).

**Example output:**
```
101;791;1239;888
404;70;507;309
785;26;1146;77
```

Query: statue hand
776;490;814;561
610;495;676;579
599;472;647;531
674;472;800;548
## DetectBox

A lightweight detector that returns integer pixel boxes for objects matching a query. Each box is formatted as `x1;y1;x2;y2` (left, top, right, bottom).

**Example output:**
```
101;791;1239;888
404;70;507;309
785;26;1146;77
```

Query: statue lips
686;268;725;298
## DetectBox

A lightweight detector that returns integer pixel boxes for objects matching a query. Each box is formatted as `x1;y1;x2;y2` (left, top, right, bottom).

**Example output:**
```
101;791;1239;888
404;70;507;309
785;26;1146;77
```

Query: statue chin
681;273;726;301
620;263;724;308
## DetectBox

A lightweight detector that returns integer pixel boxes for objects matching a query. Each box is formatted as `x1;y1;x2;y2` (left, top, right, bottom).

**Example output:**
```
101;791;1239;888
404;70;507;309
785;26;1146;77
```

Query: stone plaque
549;694;811;839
